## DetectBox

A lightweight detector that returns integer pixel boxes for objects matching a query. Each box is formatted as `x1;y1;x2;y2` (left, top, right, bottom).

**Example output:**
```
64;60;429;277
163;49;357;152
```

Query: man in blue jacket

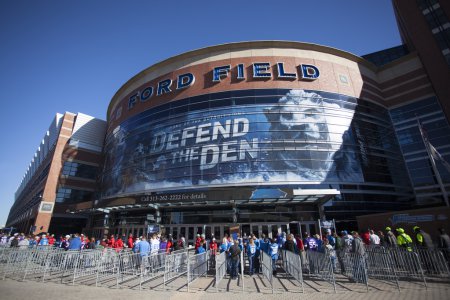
68;234;82;250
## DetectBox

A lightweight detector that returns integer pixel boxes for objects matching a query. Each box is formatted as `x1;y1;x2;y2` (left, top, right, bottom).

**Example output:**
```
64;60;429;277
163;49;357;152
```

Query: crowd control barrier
214;251;227;292
187;250;209;292
281;250;304;293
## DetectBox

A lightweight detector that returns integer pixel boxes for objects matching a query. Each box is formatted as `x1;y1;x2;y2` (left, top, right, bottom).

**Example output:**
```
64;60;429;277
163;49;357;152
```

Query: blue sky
0;1;401;226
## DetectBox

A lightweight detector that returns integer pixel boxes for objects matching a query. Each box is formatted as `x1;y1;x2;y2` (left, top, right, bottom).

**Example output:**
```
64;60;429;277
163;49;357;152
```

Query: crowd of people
1;225;449;278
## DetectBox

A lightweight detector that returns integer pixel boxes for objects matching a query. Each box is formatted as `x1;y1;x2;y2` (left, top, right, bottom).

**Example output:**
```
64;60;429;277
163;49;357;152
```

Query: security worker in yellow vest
413;226;434;249
396;228;413;252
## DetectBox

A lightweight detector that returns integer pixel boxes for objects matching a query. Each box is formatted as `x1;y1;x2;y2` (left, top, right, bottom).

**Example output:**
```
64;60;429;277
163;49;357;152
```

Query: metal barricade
214;251;227;292
365;247;399;291
306;250;337;292
387;248;427;288
60;250;83;284
116;251;142;287
163;249;188;290
413;247;450;279
260;250;273;294
95;249;119;287
71;250;102;285
1;249;32;280
42;250;71;282
281;250;304;293
341;252;369;291
139;251;167;290
187;250;209;292
22;248;62;281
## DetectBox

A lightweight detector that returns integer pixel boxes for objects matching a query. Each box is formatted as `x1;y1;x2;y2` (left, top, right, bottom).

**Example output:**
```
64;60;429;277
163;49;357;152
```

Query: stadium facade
6;0;450;243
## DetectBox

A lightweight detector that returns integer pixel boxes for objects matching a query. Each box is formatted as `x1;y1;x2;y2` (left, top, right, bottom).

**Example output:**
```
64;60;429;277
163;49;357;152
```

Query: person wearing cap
396;228;413;252
413;226;434;249
10;235;19;248
342;230;353;251
384;227;397;248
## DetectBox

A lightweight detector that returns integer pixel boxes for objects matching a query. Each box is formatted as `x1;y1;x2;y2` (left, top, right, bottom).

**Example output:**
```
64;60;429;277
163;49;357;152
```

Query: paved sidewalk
0;275;449;300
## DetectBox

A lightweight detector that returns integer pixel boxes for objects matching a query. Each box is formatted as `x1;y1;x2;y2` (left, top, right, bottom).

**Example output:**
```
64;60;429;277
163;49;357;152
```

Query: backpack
230;245;241;258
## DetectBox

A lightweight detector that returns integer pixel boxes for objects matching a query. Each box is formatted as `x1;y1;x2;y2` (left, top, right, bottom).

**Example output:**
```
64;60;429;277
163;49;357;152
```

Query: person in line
18;235;29;249
378;231;386;247
396;228;413;252
306;233;318;251
137;236;150;256
246;237;258;275
228;240;241;280
150;234;160;255
48;234;55;246
283;234;296;253
195;240;206;254
127;234;134;249
323;239;336;272
326;229;336;249
166;235;174;253
438;228;450;249
68;233;82;250
85;237;96;250
107;234;115;248
351;231;367;283
10;235;19;248
369;230;380;246
159;236;168;253
114;235;124;252
385;227;397;247
39;234;49;246
413;226;434;249
269;238;279;275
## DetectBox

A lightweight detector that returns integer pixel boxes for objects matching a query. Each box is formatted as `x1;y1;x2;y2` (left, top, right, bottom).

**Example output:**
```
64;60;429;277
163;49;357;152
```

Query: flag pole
417;119;450;207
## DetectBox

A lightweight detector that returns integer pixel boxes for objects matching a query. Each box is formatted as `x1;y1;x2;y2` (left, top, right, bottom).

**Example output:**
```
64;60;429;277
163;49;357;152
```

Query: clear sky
0;0;401;226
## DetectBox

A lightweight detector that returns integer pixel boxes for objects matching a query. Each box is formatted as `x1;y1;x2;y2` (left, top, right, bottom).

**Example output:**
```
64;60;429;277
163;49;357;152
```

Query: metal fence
215;251;227;292
364;247;400;291
305;250;337;293
0;245;448;293
187;250;209;291
281;250;304;293
163;249;188;290
260;250;273;294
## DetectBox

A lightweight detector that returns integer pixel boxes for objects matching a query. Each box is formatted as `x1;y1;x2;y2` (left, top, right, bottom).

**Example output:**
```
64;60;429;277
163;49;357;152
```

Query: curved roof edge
107;40;376;118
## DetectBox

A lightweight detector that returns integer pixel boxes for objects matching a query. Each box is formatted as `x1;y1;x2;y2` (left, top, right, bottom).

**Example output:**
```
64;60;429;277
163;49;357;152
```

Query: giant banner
102;89;364;198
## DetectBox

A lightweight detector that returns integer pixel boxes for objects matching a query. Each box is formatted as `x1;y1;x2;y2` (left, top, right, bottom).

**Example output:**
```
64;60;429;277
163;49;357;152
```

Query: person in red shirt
361;230;371;246
166;237;173;253
209;238;218;255
127;234;134;249
195;234;201;250
48;234;55;246
114;237;124;252
295;235;304;252
108;234;115;248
